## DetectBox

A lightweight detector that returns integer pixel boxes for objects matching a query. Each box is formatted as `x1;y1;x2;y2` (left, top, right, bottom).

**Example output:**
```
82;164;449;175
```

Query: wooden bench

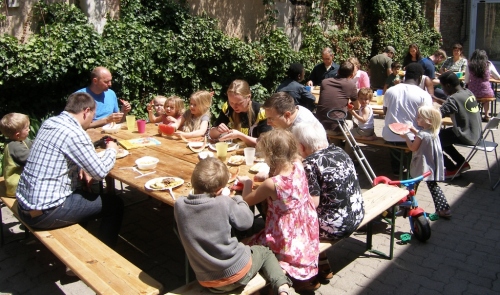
0;179;163;295
166;183;408;295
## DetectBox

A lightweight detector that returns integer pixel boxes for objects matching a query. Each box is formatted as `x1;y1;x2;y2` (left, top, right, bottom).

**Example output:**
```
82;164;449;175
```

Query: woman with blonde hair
209;79;272;147
173;90;212;139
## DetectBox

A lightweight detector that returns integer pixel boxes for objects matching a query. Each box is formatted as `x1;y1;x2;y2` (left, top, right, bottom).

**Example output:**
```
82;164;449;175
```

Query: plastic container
135;156;159;170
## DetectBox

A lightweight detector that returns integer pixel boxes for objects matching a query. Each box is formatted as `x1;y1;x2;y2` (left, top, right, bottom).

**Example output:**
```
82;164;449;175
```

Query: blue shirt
16;112;117;210
77;87;119;121
419;57;436;79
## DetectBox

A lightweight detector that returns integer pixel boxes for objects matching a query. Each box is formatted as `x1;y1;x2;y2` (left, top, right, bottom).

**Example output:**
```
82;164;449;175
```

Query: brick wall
437;0;467;54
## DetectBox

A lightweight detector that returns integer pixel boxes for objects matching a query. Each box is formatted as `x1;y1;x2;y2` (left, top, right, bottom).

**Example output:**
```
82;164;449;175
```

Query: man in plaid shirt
16;92;124;247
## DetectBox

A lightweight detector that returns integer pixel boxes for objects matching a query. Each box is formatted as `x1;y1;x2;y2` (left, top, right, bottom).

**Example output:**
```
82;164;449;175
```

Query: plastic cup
376;89;383;96
244;147;256;166
305;86;312;92
126;115;136;131
455;72;463;79
137;119;146;133
377;95;384;105
215;142;229;162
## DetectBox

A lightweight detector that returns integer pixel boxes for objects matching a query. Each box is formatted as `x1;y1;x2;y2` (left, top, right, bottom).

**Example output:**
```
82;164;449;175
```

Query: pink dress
247;161;319;280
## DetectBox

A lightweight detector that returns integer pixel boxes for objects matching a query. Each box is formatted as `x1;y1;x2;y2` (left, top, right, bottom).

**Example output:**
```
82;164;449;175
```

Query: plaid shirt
16;111;116;210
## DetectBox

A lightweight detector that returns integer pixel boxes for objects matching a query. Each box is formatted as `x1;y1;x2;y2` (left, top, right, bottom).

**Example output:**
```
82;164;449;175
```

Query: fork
167;187;175;200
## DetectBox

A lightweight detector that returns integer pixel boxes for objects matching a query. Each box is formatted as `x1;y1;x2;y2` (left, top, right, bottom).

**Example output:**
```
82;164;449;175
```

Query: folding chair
451;117;500;190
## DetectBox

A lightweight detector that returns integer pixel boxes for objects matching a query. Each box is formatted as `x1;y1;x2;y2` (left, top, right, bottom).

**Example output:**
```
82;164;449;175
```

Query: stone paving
1;116;500;295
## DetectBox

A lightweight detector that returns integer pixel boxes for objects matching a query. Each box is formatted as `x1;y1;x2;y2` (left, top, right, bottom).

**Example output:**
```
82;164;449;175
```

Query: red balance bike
373;171;432;242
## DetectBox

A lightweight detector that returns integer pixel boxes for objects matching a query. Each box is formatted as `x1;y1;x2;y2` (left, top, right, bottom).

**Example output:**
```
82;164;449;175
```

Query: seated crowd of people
0;42;495;294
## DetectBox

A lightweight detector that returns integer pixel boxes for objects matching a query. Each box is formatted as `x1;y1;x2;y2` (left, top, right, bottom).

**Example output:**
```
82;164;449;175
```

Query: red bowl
159;124;175;135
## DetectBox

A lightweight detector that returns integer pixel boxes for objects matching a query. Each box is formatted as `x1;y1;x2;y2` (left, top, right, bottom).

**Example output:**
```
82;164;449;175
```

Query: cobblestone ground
1;116;500;295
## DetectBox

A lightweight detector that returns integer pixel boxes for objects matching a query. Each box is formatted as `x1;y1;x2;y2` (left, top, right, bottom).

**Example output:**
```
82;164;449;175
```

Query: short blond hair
191;157;230;195
358;87;373;101
0;113;30;139
418;106;441;138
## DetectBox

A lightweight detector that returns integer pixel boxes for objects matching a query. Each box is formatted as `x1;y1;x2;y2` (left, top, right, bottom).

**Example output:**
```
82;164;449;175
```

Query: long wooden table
88;124;253;207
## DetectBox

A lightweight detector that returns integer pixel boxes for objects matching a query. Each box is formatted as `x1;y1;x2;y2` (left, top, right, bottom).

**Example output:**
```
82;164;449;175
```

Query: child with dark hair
174;157;296;295
383;62;402;93
276;63;316;111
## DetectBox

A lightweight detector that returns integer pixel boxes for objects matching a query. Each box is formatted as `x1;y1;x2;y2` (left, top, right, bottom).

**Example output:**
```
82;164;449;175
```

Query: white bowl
102;123;122;134
135;156;159;170
198;151;214;160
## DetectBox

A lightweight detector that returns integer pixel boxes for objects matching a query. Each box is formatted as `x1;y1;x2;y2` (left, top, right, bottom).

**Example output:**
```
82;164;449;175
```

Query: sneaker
444;168;460;179
459;162;471;173
291;277;320;292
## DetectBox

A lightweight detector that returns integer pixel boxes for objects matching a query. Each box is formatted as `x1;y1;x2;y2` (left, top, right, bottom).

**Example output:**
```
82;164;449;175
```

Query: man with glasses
306;48;339;86
16;92;124;248
77;66;132;128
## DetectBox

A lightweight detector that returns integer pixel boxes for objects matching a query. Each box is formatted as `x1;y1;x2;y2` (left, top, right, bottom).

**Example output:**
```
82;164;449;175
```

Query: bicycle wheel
412;215;431;242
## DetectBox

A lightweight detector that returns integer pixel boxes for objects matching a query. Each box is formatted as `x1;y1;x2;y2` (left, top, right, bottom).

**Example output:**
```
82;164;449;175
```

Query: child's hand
165;116;177;124
147;101;153;112
409;126;418;134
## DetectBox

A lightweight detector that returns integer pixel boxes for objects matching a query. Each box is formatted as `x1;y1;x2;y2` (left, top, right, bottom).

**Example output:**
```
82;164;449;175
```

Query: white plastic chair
451;117;500;190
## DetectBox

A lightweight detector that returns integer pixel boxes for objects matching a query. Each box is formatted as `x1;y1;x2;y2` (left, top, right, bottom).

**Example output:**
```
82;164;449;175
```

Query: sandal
318;257;333;280
482;116;491;122
278;285;297;295
437;209;452;219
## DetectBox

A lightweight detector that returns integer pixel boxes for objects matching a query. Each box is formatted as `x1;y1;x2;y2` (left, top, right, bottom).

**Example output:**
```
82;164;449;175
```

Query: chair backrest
485;117;500;131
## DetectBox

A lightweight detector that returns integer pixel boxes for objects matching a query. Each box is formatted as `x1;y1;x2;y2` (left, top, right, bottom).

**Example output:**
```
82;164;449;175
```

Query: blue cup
305;86;312;92
376;89;383;96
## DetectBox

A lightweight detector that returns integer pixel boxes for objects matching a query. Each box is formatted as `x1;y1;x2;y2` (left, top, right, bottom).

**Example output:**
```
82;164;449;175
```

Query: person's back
369;46;395;90
175;158;296;295
276;79;316;111
382;83;432;142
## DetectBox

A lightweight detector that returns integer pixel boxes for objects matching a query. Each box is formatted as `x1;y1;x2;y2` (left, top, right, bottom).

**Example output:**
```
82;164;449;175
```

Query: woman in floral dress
240;129;320;292
292;122;365;280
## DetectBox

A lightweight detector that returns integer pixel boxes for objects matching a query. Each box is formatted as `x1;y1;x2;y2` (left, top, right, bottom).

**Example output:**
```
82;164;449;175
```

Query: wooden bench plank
327;134;410;151
0;180;163;295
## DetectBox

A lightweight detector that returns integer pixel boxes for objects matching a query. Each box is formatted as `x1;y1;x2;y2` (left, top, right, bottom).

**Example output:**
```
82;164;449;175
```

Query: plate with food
388;122;412;135
145;177;184;191
97;149;129;159
249;162;270;173
208;142;239;152
227;155;245;166
228;167;240;183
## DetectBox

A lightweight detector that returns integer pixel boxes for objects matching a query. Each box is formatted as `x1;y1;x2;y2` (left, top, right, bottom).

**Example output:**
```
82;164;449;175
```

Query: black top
276;79;316;111
214;101;272;138
308;62;339;86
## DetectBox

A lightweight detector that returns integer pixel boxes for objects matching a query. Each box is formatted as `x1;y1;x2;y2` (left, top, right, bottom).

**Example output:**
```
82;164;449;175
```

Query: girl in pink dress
240;129;320;292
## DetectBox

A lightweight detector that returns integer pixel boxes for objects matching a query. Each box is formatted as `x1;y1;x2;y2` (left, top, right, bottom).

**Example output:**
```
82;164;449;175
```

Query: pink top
465;62;500;98
247;161;319;280
353;70;370;89
161;114;182;125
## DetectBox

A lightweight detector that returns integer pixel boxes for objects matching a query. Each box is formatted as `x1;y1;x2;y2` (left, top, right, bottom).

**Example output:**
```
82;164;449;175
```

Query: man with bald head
77;67;132;128
306;47;339;86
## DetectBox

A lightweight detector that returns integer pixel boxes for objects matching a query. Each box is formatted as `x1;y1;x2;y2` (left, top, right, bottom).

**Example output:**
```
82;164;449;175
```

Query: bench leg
365;205;396;260
0;202;4;247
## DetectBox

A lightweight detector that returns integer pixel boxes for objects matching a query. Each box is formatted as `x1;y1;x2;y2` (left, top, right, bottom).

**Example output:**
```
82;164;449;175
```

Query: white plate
97;149;129;159
188;141;205;148
227;155;245;165
208;143;239;152
145;177;184;191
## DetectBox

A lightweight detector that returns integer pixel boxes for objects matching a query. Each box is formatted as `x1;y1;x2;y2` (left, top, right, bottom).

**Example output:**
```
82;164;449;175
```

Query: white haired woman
291;122;365;281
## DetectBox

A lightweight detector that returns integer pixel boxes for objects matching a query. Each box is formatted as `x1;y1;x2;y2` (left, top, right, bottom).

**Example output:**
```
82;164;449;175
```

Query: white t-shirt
382;83;432;142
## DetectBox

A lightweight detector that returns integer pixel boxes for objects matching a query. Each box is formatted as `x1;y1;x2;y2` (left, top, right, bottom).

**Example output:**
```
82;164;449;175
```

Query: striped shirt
16;111;116;210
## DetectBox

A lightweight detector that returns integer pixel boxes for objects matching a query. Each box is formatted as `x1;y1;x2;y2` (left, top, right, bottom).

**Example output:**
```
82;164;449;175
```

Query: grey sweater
440;88;482;145
174;193;254;282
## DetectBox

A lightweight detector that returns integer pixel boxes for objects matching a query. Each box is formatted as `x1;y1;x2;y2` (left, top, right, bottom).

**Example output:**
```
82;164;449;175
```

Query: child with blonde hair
349;87;376;140
240;129;320;292
174;157;296;295
148;95;185;125
400;106;451;218
0;113;33;197
173;91;211;138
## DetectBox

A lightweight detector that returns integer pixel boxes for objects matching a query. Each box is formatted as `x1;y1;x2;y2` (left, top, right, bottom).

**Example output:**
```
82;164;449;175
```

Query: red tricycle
373;171;432;242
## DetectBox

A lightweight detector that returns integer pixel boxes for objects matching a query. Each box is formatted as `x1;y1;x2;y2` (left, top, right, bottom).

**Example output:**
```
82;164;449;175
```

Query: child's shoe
318;257;333;280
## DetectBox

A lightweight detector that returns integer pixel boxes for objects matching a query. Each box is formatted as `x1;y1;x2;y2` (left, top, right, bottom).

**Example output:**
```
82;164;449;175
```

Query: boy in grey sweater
174;158;295;295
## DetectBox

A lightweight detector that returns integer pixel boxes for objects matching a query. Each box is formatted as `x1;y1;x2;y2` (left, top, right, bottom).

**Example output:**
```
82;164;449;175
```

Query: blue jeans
18;190;124;247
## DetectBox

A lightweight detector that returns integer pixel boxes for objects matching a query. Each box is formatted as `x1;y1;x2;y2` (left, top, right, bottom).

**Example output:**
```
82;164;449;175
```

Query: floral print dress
303;144;365;240
247;161;319;281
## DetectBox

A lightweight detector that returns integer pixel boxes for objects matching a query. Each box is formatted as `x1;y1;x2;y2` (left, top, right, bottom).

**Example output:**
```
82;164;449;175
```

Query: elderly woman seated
291;121;365;281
